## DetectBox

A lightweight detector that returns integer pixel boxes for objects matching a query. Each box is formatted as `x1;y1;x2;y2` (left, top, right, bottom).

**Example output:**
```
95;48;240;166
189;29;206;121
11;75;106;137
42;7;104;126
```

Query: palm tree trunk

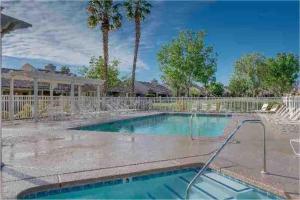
131;18;141;96
102;27;109;96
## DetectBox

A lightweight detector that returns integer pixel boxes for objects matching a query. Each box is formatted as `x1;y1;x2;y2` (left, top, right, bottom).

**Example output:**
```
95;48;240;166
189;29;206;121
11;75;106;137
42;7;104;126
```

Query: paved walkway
1;112;299;199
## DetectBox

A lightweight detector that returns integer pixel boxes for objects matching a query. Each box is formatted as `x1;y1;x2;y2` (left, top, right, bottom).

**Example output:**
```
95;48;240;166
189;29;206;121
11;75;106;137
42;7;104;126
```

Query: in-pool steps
23;170;279;199
203;172;249;192
147;171;242;200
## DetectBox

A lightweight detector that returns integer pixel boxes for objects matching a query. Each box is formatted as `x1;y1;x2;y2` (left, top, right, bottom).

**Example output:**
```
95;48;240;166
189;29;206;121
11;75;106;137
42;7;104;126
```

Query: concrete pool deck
1;112;299;199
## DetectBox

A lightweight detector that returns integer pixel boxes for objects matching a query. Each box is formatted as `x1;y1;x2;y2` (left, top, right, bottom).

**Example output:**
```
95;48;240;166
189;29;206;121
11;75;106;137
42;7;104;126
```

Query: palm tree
87;0;122;95
124;0;151;96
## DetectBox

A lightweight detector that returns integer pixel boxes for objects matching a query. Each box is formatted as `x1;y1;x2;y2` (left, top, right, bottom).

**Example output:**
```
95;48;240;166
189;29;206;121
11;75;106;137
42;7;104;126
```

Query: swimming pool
79;113;231;137
20;168;281;199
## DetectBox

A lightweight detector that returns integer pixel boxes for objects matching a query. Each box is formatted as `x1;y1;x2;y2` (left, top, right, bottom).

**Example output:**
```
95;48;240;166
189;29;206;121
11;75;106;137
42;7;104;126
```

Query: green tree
208;82;224;97
87;0;122;95
229;53;266;96
157;31;217;96
80;56;121;89
161;68;186;96
264;53;299;96
228;76;251;97
124;0;151;96
61;66;70;74
229;52;299;96
190;87;201;97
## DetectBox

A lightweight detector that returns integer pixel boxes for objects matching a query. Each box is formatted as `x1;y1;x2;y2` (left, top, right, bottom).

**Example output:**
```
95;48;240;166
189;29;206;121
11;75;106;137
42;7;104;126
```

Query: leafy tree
161;68;186;96
264;53;299;95
229;52;299;96
190;87;201;97
80;56;121;89
157;31;217;96
208;82;224;97
229;53;266;96
87;0;122;95
61;66;70;74
124;0;151;96
228;76;251;97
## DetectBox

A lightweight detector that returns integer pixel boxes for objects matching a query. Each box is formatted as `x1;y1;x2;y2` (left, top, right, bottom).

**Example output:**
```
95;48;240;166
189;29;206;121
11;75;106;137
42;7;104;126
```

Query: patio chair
255;103;269;112
273;107;300;125
288;108;300;120
48;104;67;120
105;102;133;115
271;106;289;119
218;104;227;113
260;104;287;122
269;104;280;113
277;105;288;116
208;103;217;112
270;104;284;116
191;102;198;112
200;102;208;112
290;139;300;157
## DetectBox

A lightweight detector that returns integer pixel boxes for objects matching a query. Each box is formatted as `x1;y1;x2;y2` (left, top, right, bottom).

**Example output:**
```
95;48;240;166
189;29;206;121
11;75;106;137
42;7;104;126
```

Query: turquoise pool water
79;113;231;137
21;168;280;199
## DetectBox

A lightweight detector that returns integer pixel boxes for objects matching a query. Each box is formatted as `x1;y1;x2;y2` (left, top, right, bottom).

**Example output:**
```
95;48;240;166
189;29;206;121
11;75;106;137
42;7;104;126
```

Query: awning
1;13;32;37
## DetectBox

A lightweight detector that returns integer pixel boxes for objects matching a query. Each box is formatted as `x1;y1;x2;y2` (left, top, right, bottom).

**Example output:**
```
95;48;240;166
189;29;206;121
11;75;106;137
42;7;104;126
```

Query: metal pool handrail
185;119;267;200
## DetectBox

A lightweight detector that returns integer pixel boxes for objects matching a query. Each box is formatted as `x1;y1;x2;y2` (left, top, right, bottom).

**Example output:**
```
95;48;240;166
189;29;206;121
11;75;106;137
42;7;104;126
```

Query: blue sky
2;0;299;85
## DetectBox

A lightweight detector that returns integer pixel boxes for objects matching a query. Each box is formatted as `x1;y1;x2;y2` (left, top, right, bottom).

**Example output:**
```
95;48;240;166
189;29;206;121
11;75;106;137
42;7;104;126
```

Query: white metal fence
283;96;300;112
1;95;291;121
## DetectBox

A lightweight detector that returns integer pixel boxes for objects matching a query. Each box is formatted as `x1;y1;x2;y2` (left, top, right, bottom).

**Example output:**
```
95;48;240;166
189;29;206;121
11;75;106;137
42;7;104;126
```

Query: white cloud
1;0;148;71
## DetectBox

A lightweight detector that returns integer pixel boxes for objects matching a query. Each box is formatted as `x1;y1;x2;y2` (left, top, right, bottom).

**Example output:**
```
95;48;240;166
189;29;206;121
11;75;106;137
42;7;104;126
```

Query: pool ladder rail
185;119;267;200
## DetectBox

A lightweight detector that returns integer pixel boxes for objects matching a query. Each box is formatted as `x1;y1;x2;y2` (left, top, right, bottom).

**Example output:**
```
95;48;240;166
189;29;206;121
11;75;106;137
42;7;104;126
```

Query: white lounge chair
208;103;217;112
256;103;268;112
273;108;300;125
269;104;280;113
219;104;227;113
288;108;300;121
260;104;290;123
290;139;300;157
277;105;288;116
200;102;208;112
191;101;199;112
48;105;68;120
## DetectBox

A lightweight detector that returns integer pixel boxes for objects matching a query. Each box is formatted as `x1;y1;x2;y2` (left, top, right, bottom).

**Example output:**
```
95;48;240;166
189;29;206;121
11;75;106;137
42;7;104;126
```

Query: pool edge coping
16;161;286;200
68;112;235;142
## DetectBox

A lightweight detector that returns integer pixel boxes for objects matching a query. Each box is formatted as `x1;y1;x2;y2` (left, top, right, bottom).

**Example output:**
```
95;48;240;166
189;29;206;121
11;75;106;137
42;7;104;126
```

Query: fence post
9;77;14;121
50;82;54;110
70;82;75;114
33;78;38;122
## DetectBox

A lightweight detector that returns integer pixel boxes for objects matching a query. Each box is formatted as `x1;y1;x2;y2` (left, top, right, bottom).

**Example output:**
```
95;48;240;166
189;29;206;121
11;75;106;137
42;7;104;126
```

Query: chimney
44;64;56;72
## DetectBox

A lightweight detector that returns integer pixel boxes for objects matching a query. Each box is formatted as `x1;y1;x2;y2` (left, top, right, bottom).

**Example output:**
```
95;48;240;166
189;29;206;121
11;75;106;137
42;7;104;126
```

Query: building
1;64;102;96
109;80;172;97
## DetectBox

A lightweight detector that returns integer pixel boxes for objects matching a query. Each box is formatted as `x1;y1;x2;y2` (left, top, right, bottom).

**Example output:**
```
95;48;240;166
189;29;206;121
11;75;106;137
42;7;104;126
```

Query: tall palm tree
87;0;122;95
124;0;151;96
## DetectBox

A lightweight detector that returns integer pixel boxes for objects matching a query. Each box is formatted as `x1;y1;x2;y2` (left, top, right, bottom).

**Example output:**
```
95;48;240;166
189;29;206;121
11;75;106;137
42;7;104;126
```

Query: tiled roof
1;67;76;77
109;81;172;96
